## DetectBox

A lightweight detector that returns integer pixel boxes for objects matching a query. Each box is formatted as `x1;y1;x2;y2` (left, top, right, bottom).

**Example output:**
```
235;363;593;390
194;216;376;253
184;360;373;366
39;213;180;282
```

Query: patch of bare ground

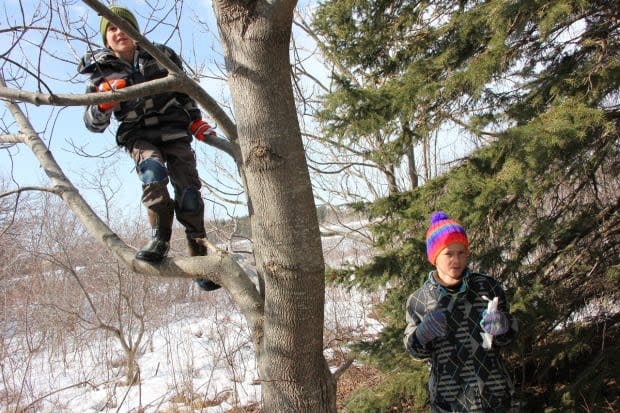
336;362;383;410
226;402;262;412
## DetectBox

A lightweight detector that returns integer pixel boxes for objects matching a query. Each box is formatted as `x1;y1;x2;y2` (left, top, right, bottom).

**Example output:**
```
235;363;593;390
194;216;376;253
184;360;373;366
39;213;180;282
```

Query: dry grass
336;362;384;410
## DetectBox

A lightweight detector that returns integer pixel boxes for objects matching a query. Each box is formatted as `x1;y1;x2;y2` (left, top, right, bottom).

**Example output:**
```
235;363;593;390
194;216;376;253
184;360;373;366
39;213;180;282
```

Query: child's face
106;23;135;62
434;243;469;286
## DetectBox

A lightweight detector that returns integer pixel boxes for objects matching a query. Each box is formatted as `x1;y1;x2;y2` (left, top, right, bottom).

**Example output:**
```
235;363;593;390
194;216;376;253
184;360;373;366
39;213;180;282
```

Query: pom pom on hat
425;211;469;264
100;6;139;46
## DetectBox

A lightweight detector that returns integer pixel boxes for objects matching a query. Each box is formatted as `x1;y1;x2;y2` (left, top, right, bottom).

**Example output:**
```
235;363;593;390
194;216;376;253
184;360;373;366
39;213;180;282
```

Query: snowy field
1;220;383;412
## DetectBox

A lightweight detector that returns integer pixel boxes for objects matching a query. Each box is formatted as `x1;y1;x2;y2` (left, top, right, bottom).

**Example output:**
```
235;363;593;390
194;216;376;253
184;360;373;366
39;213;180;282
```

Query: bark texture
213;1;337;411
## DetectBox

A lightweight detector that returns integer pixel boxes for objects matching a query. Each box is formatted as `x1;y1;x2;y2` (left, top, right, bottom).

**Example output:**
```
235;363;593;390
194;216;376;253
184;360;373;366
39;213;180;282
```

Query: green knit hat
100;6;139;46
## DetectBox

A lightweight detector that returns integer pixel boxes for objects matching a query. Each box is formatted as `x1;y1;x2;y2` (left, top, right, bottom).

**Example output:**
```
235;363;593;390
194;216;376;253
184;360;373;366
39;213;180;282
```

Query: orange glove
96;78;126;111
190;119;217;142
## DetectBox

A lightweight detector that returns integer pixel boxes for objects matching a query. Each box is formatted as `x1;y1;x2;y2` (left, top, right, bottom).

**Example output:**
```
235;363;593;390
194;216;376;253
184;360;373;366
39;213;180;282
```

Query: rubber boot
189;237;221;291
135;209;173;262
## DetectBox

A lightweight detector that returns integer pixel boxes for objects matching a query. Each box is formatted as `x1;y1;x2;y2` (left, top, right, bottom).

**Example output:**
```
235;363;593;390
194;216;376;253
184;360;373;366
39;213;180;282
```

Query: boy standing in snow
404;211;519;412
78;6;219;291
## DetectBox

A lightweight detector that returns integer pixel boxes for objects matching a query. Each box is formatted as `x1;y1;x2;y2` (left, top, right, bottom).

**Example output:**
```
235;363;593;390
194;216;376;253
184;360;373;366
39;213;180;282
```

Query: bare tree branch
1;71;238;159
0;185;59;198
0;133;23;143
332;358;354;382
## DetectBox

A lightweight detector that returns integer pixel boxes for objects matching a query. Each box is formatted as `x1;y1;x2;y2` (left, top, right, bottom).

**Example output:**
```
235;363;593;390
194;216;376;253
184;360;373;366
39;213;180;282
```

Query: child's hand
480;301;509;336
190;119;217;142
415;309;448;345
96;78;126;111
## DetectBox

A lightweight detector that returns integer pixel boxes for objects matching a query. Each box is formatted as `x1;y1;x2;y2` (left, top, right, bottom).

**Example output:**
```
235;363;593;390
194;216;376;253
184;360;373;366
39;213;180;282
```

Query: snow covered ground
1;221;383;412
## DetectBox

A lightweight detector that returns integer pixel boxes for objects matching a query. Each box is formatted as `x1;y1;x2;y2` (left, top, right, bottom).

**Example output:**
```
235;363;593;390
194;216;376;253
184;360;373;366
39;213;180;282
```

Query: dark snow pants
130;138;206;240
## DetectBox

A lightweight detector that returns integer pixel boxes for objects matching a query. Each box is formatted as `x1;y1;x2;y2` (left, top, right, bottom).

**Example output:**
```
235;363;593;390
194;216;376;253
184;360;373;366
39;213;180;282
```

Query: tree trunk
406;145;419;189
385;162;398;195
213;2;336;411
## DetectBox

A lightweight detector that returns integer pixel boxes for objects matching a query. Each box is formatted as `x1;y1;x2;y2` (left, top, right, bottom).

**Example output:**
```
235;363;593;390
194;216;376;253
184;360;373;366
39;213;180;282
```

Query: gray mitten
415;309;448;345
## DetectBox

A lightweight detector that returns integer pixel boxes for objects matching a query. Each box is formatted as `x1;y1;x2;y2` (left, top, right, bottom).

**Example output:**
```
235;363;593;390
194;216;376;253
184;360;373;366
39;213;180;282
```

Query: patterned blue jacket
404;270;519;412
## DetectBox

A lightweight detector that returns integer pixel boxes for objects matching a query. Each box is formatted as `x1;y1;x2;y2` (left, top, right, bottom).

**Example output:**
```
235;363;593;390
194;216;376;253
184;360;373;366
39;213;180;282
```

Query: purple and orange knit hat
425;211;469;264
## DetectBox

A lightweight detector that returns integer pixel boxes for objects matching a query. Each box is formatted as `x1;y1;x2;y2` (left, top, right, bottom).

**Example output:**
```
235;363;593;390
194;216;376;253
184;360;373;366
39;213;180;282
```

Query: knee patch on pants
137;158;168;184
176;187;202;213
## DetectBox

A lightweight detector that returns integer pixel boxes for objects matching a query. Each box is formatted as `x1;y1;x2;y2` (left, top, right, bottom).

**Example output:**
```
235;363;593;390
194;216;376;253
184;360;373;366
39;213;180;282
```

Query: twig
21;380;99;411
0;186;60;198
333;358;355;381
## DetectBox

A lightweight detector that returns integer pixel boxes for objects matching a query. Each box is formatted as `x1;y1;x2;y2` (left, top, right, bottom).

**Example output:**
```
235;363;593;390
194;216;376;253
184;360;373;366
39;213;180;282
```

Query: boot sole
135;251;167;262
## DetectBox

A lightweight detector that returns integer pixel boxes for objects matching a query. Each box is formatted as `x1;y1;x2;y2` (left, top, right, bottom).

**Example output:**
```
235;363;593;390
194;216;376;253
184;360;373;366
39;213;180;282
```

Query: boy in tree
404;211;519;412
78;6;219;291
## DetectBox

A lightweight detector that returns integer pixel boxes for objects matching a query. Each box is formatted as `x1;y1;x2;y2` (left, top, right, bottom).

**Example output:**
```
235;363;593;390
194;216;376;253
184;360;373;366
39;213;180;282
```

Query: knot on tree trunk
247;144;284;171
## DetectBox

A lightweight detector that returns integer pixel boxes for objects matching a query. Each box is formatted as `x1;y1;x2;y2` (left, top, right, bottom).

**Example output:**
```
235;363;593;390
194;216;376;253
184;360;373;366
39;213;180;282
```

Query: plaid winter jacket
404;270;519;412
78;43;201;148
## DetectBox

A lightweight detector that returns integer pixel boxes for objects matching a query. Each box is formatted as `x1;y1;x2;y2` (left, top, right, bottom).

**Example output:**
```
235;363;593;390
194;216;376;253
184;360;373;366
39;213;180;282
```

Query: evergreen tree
312;0;429;194
314;0;619;411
